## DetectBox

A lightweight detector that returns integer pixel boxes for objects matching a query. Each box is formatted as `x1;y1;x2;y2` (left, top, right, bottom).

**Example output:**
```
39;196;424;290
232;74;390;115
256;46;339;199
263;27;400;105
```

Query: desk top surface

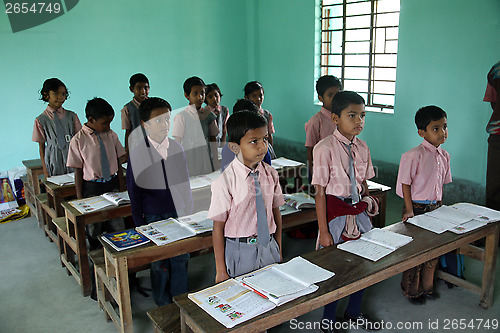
174;221;498;332
22;159;42;169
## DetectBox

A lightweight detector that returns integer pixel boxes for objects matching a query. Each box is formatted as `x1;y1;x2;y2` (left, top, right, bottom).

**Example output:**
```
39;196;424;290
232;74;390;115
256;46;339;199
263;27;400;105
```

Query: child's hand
402;211;414;222
319;231;334;247
215;270;230;283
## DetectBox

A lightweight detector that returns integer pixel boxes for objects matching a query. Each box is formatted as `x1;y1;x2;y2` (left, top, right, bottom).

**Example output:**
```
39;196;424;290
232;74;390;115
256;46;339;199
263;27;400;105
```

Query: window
320;0;400;113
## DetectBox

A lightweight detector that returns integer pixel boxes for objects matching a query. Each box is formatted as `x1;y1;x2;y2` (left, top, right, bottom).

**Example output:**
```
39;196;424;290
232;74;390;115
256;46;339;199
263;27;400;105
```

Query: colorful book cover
101;229;150;251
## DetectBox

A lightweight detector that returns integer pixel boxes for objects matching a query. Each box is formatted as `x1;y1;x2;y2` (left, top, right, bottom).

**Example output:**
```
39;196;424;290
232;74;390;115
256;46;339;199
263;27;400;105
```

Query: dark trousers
487;134;500;211
401;201;441;298
144;213;189;306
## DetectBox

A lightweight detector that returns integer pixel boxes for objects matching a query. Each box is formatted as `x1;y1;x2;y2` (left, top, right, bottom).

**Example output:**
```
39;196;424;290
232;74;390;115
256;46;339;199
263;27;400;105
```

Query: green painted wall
0;0;248;171
256;0;500;187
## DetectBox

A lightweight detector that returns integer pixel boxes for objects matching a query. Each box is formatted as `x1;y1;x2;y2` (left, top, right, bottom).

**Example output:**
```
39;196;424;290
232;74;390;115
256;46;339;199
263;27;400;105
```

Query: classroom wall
0;0;249;171
255;0;500;189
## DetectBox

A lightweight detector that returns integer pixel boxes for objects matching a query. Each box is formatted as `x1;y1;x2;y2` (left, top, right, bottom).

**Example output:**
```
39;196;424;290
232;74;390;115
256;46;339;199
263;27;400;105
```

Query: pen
241;282;268;299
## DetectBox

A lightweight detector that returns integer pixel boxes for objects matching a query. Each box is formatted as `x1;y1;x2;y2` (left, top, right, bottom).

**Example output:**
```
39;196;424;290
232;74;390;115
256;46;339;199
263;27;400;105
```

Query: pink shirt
32;106;82;143
259;108;275;135
311;130;375;197
207;158;285;238
396;139;452;201
121;98;140;130
484;82;497;103
147;136;170;160
304;107;336;147
67;125;126;181
171;105;219;139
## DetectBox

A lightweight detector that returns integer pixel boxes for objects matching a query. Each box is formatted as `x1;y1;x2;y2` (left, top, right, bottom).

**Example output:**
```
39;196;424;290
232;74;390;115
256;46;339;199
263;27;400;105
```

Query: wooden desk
42;180;76;217
60;201;132;296
22;159;44;195
96;208;318;333
175;221;499;332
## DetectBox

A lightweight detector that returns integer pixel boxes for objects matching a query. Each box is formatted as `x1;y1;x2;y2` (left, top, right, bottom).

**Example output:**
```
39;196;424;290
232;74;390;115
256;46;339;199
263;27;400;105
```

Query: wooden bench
53;217;79;278
147;303;182;333
42;180;77;217
39;195;58;243
35;193;48;230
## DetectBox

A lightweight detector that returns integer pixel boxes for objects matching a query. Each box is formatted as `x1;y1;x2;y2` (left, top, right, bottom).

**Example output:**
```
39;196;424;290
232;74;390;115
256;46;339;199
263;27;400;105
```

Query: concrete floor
1;191;499;333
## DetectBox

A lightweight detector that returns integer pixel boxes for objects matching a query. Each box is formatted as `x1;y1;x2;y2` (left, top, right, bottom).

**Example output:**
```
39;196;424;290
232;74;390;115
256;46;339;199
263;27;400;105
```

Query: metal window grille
320;0;400;112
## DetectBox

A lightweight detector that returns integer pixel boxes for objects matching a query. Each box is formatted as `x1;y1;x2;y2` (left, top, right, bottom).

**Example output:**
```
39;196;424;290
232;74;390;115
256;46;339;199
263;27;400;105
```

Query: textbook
189;171;220;190
68;191;130;214
406;203;496;234
101;229;150;251
188;257;334;328
283;192;315;210
136;211;212;246
46;173;75;186
337;228;413;261
271;157;304;169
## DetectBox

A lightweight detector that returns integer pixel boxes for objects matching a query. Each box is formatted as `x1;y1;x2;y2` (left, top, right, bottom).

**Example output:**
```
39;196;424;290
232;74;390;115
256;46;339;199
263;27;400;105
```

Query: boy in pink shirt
312;91;380;332
305;75;342;179
208;111;284;283
396;105;451;304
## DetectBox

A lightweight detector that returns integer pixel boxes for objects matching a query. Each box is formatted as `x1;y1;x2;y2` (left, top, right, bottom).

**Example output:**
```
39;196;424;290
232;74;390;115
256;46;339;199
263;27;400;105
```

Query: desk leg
115;257;133;333
55;193;64;217
179;310;195;333
480;224;499;309
76;217;91;297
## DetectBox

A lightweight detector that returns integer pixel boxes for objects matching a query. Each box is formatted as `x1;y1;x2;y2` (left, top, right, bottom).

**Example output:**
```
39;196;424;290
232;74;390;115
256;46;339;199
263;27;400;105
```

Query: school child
32;78;82;177
244;81;276;150
172;76;219;176
396;105;452;304
220;99;272;172
127;97;192;306
305;75;342;178
121;73;150;156
208;111;284;283
204;83;229;146
67;97;126;250
312;91;380;332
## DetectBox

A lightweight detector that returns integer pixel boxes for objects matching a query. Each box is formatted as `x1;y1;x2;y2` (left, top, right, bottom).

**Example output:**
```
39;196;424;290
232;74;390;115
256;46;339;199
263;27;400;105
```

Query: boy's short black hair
183;76;206;95
316;75;342;97
129;73;149;88
415;105;447;131
232;99;259;114
205;83;223;103
331;91;365;116
139;97;172;122
227;110;268;144
85;97;114;120
40;78;69;102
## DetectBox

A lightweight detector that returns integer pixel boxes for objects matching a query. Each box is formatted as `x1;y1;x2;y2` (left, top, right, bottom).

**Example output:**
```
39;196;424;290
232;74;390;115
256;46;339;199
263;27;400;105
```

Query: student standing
121;73;150;156
204;83;229;146
172;76;219;176
209;111;284;283
244;81;276;150
32;78;82;177
127;97;192;306
305;75;342;179
396;106;452;304
312;91;380;332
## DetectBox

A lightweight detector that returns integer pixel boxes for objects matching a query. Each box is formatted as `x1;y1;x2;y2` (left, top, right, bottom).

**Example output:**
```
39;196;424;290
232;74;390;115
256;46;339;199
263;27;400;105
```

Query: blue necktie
249;171;269;246
344;143;359;204
95;132;111;180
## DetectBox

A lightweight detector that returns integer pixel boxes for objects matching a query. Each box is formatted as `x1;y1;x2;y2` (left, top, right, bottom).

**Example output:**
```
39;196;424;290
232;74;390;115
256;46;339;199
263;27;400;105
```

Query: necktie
53;112;67;150
344;142;359;204
249;171;269;246
95;132;111;180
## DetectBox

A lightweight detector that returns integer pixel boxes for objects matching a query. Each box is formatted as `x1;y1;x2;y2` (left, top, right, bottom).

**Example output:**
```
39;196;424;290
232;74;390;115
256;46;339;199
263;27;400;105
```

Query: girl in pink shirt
32;78;82;177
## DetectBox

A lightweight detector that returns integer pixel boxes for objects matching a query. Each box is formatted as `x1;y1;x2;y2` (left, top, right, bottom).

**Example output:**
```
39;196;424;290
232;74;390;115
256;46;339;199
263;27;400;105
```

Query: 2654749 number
5;2;61;14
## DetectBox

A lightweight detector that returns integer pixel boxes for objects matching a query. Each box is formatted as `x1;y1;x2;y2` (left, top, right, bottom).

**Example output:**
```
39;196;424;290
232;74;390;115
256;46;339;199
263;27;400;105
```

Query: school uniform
220;143;272;173
172;105;219;176
32;106;82;176
396;139;452;298
205;105;229;145
208;158;284;277
312;129;376;323
67;124;126;249
484;68;500;211
127;129;192;305
304;107;336;148
120;98;141;131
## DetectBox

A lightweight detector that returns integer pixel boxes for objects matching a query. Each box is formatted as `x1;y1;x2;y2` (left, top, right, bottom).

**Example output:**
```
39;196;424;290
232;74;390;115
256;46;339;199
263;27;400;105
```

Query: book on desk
136;210;212;246
68;191;130;214
101;229;150;251
188;256;334;328
46;173;75;186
